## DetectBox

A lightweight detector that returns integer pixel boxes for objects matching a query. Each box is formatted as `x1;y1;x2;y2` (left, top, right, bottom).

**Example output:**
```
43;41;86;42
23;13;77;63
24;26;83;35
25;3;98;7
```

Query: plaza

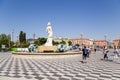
0;50;120;80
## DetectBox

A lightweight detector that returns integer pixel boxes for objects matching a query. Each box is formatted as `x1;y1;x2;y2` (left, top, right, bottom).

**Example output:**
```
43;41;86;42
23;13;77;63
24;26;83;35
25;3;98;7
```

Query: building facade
113;39;120;48
69;38;108;48
69;38;91;47
94;40;107;48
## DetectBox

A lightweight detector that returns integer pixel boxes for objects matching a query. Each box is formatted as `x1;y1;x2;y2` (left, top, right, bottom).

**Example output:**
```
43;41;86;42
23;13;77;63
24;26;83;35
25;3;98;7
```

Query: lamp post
17;35;18;48
80;32;83;48
8;34;11;49
104;34;107;41
104;34;107;48
33;33;35;41
12;29;14;42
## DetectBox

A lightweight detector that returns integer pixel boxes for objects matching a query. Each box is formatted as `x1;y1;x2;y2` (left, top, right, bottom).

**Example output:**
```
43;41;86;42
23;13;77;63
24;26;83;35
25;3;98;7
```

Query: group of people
103;47;120;62
81;46;120;63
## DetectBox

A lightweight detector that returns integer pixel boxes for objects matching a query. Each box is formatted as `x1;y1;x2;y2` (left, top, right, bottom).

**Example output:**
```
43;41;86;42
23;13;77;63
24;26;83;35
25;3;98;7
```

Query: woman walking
113;48;119;63
103;47;109;60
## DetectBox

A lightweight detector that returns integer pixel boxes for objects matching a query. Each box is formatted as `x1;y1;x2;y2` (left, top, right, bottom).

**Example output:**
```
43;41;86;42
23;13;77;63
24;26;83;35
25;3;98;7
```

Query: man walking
81;46;88;63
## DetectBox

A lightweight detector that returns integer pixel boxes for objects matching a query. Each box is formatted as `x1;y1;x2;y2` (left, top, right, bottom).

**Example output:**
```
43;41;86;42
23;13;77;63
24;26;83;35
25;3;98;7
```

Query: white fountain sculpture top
44;22;53;46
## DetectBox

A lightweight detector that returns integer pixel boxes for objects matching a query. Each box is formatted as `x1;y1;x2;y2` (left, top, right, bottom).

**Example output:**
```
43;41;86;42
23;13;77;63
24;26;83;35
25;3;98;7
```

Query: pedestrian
81;46;88;63
113;48;119;62
87;47;91;58
103;47;109;60
94;48;96;53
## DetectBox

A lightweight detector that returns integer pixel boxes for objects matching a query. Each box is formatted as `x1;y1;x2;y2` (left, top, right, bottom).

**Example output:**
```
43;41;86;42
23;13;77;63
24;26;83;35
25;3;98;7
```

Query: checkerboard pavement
0;50;120;80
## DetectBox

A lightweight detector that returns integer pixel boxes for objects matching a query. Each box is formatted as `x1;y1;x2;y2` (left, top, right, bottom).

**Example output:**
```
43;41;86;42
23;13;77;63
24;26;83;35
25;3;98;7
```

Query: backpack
84;48;88;54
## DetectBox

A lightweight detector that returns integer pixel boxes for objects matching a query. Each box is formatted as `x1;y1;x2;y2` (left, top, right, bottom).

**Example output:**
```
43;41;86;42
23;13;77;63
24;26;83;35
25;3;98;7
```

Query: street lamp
80;32;83;48
104;34;107;48
12;29;14;42
17;35;18;48
33;33;35;41
104;34;107;41
8;34;11;49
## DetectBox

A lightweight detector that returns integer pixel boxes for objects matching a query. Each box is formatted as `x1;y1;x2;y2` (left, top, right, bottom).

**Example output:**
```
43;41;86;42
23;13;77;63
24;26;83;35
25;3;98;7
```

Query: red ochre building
69;38;91;47
94;40;107;47
69;38;108;47
113;39;120;48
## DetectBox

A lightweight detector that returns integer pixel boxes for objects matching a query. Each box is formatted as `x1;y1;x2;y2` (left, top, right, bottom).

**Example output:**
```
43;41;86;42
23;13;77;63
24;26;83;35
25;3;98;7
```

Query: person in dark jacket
81;46;88;63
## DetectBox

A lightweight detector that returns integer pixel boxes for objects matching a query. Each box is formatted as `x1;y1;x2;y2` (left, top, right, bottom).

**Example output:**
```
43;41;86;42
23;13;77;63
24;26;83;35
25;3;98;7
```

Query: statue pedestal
37;46;57;52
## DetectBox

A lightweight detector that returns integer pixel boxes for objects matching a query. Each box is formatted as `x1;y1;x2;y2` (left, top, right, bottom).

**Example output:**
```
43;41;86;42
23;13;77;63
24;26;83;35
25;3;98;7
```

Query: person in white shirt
103;47;109;60
113;48;119;62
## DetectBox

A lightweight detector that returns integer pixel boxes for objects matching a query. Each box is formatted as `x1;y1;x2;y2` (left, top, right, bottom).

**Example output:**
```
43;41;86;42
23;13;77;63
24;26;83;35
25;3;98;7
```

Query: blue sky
0;0;120;41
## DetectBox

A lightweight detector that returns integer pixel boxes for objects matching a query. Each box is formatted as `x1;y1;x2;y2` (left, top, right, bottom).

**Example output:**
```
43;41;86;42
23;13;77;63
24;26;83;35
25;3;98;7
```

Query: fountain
37;22;57;52
12;22;81;55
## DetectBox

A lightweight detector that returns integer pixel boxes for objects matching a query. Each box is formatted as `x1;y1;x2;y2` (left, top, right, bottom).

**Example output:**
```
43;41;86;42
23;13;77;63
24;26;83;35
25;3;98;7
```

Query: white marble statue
44;22;53;46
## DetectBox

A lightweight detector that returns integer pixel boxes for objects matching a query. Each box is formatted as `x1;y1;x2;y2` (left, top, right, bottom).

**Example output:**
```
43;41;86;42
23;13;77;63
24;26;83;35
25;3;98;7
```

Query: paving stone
98;77;112;80
112;74;120;78
100;73;112;78
91;71;101;75
88;73;99;78
47;77;58;80
34;76;44;80
59;76;71;80
75;73;87;78
85;77;98;80
112;77;120;80
72;77;84;80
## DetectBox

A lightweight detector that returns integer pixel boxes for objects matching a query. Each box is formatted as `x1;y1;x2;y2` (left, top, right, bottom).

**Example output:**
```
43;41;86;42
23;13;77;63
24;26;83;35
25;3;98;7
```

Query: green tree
19;31;26;43
34;39;39;45
68;41;72;46
0;34;10;49
52;40;59;45
34;37;47;45
19;31;26;47
75;44;80;47
23;33;26;43
60;40;66;45
10;41;14;48
19;31;23;44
